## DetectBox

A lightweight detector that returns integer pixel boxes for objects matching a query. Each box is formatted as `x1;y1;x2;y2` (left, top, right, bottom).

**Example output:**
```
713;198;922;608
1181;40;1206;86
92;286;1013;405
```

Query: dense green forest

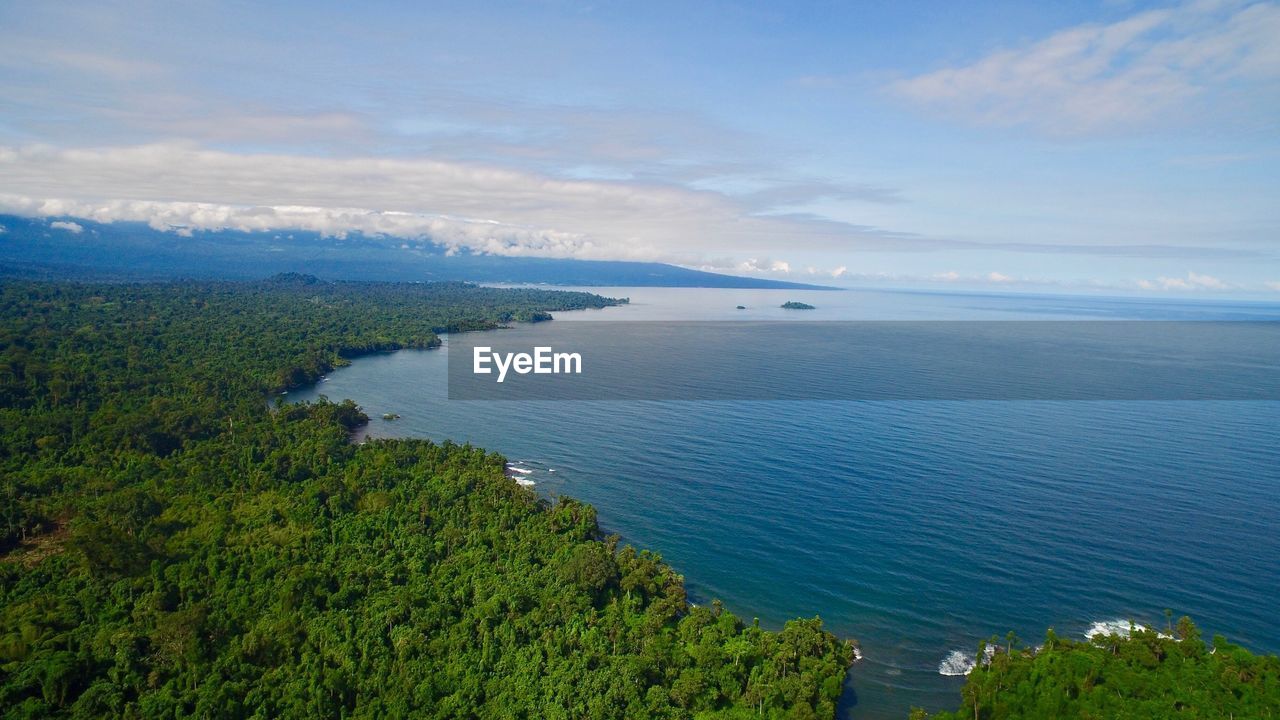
6;276;1275;719
0;276;856;719
917;621;1280;719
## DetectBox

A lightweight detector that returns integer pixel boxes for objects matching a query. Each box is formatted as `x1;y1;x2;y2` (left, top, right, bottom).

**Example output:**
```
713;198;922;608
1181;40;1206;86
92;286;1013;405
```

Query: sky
1;0;1278;295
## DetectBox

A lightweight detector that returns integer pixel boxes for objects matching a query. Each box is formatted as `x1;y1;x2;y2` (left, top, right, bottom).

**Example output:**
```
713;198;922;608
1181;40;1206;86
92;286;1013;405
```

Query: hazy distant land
0;214;836;290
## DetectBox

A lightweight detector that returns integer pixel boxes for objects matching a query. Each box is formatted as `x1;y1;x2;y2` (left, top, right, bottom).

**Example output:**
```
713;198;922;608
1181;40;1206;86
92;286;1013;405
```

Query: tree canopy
919;621;1280;719
0;278;855;719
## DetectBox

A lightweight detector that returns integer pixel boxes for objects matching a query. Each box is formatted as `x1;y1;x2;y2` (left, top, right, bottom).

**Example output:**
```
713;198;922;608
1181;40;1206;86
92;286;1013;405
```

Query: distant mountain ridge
0;214;836;289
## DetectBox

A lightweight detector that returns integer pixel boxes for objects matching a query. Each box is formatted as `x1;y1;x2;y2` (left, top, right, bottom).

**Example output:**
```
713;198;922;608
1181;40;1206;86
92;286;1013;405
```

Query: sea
292;286;1280;719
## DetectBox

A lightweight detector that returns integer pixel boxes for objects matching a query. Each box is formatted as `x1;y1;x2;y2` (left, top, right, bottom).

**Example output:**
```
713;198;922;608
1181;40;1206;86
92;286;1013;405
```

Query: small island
736;305;746;310
382;412;401;420
781;301;815;310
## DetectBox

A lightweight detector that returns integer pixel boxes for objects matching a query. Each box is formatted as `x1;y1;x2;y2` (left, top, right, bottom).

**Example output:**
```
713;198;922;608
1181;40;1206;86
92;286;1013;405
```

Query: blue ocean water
292;288;1280;719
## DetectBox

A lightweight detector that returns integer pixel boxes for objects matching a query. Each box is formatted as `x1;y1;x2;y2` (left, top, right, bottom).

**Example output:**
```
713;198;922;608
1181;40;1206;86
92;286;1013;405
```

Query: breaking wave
938;645;996;676
938;649;975;676
1086;619;1149;640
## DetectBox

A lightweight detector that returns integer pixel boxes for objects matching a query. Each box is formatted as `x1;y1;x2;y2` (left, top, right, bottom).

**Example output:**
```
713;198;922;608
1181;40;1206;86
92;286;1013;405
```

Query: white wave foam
938;650;975;676
852;647;864;662
506;465;533;475
938;645;996;676
515;477;535;487
1086;619;1149;640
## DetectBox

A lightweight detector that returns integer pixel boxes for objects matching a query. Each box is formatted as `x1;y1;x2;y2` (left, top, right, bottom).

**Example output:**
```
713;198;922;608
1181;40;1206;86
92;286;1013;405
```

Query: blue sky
1;0;1277;294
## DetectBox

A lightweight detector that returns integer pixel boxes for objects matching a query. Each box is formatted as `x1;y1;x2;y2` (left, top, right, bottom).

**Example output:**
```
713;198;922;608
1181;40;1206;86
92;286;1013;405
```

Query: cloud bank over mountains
0;143;894;274
1;194;596;260
3;142;1267;288
0;1;1275;294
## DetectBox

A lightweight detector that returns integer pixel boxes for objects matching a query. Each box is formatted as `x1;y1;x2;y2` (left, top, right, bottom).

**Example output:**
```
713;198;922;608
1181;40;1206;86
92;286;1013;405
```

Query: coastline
282;287;1280;719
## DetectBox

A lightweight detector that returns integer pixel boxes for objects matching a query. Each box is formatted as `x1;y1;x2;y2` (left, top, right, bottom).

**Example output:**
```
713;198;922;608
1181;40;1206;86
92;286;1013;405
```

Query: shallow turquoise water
293;288;1280;718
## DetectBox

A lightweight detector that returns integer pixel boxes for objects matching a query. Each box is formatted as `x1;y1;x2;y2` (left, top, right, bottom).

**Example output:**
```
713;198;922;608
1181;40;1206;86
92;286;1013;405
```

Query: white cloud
694;258;853;280
733;258;790;274
0;143;933;265
1186;270;1228;289
1;195;598;259
1136;270;1231;290
50;220;83;233
1266;281;1280;291
893;0;1280;135
0;144;1262;273
928;270;1018;284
